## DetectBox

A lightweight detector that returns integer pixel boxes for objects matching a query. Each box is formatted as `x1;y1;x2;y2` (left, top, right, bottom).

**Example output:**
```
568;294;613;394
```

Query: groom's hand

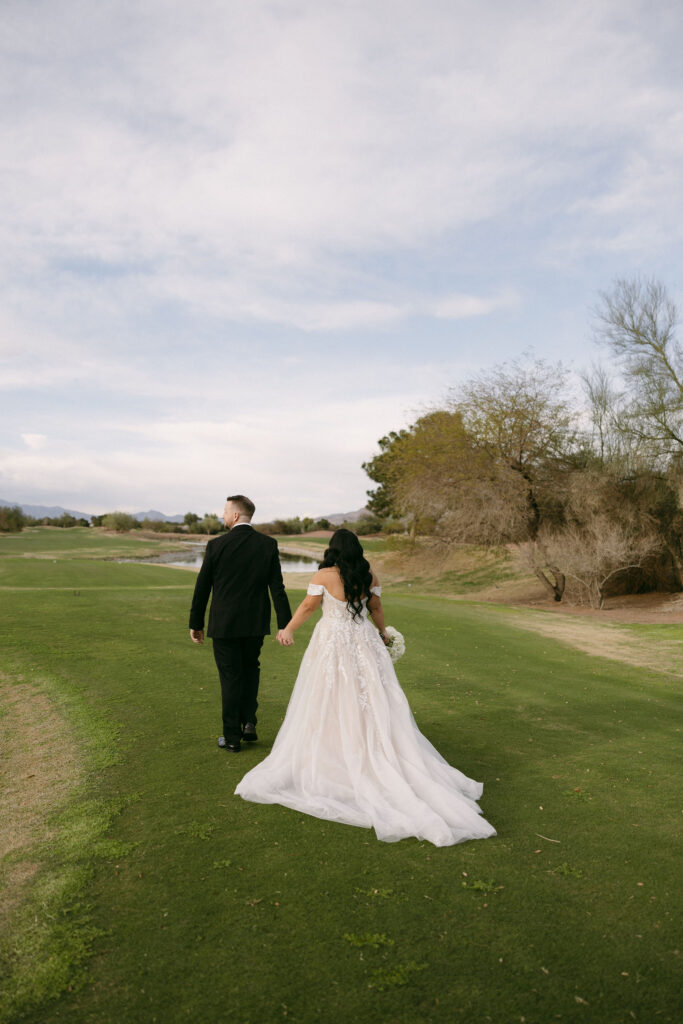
190;629;204;644
276;629;294;646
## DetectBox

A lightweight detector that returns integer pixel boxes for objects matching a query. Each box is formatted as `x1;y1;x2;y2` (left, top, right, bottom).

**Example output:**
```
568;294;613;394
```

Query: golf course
1;528;680;1023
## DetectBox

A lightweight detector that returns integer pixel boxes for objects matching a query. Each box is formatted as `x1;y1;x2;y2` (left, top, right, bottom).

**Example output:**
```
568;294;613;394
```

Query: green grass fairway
0;525;189;561
1;531;681;1023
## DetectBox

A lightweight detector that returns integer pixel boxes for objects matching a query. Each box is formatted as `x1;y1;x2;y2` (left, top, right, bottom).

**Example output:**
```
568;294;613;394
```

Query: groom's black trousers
212;636;264;744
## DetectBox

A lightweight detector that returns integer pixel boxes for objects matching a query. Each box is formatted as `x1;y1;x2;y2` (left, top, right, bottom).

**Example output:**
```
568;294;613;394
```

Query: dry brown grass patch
0;674;83;929
499;611;682;677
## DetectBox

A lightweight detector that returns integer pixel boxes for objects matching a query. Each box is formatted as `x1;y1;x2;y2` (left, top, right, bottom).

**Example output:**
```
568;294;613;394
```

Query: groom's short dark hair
226;494;255;519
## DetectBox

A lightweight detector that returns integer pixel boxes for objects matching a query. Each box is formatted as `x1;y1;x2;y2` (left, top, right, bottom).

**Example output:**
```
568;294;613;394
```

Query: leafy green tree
198;514;224;535
363;413;481;535
50;513;86;528
363;429;412;519
0;505;25;532
341;514;384;535
184;512;201;530
270;517;303;535
102;512;140;532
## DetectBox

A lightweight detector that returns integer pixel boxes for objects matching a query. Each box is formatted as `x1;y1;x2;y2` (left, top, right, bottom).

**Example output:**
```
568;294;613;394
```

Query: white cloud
1;0;682;514
431;289;520;320
0;390;425;517
144;276;518;330
2;341;460;515
3;0;680;287
21;433;47;449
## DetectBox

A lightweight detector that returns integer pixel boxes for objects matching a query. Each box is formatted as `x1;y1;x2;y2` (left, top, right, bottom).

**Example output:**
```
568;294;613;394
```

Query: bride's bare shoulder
310;567;338;583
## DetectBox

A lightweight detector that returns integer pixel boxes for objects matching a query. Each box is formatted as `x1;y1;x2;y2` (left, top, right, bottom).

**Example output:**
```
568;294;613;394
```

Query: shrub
341;515;384;535
50;514;89;528
139;519;179;533
198;514;224;535
0;505;25;532
102;512;141;533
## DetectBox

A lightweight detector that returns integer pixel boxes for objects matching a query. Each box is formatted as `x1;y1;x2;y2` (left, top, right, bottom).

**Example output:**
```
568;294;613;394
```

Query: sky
1;0;682;519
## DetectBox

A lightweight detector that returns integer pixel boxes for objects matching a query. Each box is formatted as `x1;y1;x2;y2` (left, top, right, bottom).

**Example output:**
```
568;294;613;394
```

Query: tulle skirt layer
235;614;496;847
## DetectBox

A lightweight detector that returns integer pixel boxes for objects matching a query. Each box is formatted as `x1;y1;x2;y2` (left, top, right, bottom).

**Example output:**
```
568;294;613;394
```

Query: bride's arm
276;576;323;646
367;575;390;645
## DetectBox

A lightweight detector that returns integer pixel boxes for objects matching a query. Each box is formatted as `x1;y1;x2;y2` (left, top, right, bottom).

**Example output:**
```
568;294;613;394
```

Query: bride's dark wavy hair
319;528;373;621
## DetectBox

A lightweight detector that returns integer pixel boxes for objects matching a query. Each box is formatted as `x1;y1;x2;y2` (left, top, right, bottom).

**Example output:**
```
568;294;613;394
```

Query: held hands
276;627;295;647
192;626;293;647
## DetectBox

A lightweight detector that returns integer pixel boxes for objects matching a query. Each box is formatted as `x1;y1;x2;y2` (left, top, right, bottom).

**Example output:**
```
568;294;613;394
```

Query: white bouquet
383;626;405;662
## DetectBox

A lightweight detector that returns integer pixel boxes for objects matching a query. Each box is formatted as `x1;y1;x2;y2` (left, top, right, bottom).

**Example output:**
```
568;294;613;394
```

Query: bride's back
310;565;375;604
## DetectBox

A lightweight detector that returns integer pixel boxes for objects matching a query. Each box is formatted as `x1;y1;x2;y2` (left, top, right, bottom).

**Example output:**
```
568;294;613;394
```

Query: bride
235;529;496;847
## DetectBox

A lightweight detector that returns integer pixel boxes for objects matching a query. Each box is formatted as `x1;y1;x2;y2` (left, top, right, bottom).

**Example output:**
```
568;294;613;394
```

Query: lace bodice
307;584;381;623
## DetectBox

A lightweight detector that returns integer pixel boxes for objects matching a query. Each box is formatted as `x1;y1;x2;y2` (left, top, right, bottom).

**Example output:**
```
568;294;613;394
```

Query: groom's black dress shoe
217;736;241;752
242;723;258;742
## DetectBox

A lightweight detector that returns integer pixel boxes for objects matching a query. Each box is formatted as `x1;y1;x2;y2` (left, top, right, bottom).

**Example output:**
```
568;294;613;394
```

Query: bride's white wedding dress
235;584;496;847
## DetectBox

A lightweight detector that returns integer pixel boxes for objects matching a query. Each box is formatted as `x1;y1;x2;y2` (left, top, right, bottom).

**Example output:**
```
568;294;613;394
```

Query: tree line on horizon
93;512;342;535
0;508;91;531
0;503;391;538
362;277;682;607
0;506;354;537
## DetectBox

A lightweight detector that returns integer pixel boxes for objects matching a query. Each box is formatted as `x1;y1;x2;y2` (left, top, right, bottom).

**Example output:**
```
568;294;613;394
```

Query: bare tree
594;277;683;458
581;363;631;466
524;465;670;606
446;358;580;598
535;518;660;609
453;358;578;540
437;467;531;548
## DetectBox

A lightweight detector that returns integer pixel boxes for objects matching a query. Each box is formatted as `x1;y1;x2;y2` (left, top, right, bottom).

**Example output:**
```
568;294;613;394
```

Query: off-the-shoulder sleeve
307;583;325;596
370;585;382;596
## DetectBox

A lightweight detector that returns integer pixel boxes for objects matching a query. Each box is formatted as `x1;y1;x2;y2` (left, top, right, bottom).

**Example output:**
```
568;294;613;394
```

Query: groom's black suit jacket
188;525;292;639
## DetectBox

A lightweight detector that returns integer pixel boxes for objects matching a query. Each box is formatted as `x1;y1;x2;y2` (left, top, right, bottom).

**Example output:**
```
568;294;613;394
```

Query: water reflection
280;552;321;573
119;544;319;572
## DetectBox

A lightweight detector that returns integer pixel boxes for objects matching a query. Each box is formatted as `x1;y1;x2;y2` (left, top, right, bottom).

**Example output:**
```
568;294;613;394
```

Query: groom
189;494;292;752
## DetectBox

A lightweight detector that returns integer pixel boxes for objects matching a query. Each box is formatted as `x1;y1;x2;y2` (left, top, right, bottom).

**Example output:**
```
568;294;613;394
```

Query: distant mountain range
322;507;370;525
0;499;368;526
0;499;184;523
130;509;185;523
0;498;94;520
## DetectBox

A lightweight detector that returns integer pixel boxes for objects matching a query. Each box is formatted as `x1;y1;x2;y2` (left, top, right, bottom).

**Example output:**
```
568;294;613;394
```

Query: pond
118;544;319;573
279;551;321;573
